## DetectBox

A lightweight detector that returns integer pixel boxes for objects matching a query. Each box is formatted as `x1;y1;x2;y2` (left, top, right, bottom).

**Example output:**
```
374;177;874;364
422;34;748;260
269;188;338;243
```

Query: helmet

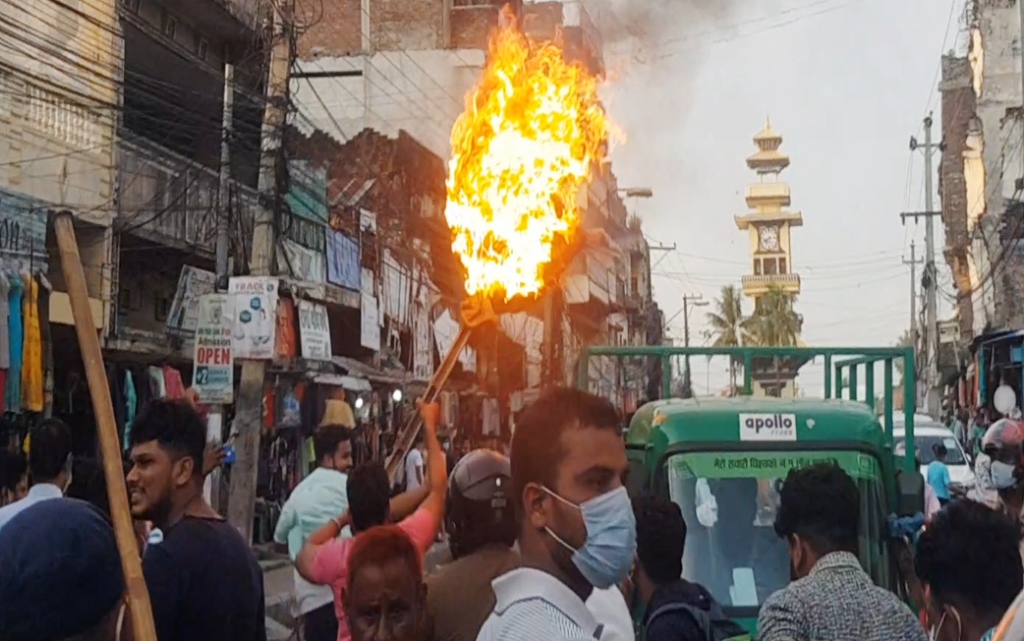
982;419;1024;464
446;449;516;560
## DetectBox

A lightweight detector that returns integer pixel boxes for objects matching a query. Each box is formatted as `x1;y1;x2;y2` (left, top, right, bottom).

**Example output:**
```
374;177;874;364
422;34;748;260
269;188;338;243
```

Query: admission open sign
192;294;233;404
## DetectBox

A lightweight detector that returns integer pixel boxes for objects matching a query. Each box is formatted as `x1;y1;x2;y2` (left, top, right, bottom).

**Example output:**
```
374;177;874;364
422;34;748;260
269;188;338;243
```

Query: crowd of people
6;388;1024;641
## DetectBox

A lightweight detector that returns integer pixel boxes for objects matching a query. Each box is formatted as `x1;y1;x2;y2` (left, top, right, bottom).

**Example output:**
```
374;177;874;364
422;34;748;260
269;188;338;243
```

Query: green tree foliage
744;286;802;347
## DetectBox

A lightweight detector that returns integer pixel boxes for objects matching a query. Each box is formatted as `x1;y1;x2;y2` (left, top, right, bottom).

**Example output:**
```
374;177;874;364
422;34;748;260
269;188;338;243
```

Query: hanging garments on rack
163;366;184;399
123;370;137;452
21;272;43;413
146;366;166;399
38;275;52;415
0;270;8;410
6;274;24;413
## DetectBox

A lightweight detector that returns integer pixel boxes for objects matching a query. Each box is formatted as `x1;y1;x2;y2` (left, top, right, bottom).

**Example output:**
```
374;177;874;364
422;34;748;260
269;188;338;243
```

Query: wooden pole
53;212;158;641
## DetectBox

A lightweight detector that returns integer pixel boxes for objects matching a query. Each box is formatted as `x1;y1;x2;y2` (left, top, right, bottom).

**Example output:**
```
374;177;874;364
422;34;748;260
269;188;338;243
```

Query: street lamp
618;187;653;199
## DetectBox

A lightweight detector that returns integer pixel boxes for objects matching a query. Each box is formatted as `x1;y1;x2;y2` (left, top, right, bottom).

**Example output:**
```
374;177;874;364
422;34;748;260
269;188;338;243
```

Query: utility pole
902;113;943;417
904;241;923;358
206;61;234;513
227;6;290;543
680;293;708;397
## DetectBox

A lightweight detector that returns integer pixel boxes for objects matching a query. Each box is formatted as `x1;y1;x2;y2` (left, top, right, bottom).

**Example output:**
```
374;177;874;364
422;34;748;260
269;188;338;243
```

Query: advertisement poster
192;294;233;403
167;266;217;332
298;299;332;361
229;277;279;360
325;228;361;291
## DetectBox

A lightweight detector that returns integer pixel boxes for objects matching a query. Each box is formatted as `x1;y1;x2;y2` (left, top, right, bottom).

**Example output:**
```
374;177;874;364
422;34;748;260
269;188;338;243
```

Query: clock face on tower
759;225;780;251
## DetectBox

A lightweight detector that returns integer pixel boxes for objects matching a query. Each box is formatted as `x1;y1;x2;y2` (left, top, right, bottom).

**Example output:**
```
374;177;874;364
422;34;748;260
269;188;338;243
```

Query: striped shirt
758;552;925;641
476;568;609;641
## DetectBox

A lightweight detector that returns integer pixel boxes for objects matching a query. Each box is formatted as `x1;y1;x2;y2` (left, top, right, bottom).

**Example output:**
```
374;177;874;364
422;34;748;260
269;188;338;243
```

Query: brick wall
297;0;361;58
299;0;501;59
450;6;501;49
939;55;976;337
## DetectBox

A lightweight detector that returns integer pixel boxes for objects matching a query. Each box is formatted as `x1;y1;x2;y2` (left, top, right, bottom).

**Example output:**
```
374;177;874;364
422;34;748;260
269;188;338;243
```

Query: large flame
445;8;610;301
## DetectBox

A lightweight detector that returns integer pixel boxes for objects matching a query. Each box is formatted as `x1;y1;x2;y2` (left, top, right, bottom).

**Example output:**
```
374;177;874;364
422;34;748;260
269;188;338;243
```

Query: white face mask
992;461;1018;490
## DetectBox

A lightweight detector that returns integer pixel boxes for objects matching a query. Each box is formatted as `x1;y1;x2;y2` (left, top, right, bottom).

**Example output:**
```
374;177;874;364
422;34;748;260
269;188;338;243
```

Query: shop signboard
0;190;47;272
298;299;332;361
228;276;279;360
192;294;233;404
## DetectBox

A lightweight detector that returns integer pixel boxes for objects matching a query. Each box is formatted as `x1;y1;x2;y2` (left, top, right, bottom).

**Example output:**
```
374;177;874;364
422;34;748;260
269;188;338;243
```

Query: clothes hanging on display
21;273;43;413
162;366;185;399
6;274;23;413
107;363;125;441
123;371;137;452
38;275;52;398
146;367;166;399
0;274;10;371
482;397;500;436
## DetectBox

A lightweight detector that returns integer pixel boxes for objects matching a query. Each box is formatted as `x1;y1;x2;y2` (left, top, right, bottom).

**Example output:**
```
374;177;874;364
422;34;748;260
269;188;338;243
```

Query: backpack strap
645;602;712;640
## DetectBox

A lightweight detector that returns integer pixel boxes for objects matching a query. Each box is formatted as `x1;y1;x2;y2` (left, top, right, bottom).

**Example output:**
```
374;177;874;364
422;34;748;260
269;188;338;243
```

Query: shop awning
332;356;429;388
970;328;1024;352
311;373;372;391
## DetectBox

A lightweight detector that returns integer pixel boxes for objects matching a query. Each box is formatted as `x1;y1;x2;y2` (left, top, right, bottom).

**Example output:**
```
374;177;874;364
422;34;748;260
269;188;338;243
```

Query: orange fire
444;7;610;301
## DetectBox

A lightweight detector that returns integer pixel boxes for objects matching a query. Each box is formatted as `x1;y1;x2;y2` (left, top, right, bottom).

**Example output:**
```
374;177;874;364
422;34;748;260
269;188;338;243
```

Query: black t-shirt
143;516;267;641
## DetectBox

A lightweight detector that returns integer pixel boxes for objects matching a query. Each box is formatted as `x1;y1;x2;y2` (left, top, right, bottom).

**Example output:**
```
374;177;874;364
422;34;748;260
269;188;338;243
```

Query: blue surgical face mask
543;485;637;589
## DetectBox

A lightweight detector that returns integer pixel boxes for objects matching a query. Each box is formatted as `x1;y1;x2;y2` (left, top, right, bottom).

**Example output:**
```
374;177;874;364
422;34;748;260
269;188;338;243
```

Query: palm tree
706;284;748;390
745;286;801;347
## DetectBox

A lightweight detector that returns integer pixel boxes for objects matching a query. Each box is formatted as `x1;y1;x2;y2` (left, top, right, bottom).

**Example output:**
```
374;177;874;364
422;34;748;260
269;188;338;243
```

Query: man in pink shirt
297;400;447;641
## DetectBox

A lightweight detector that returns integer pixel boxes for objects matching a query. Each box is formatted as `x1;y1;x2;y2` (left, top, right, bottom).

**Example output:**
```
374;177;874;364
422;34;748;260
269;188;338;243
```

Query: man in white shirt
0;419;72;532
477;388;636;641
274;403;355;641
405;433;426;492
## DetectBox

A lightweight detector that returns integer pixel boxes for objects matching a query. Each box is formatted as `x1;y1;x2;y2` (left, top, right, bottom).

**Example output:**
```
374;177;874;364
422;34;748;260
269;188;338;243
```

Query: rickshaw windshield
664;450;887;612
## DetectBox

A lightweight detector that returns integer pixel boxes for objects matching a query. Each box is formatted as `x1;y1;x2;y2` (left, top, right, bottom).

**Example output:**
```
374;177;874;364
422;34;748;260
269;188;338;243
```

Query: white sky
596;0;964;397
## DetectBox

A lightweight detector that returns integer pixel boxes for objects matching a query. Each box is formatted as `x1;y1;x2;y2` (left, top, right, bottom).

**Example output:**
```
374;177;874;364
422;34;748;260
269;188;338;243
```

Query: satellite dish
995;385;1017;415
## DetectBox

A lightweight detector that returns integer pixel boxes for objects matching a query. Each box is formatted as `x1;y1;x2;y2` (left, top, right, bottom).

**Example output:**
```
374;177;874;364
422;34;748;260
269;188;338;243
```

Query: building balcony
735;210;804;230
564;251;611;309
741;273;801;296
117;132;257;255
745;182;791;208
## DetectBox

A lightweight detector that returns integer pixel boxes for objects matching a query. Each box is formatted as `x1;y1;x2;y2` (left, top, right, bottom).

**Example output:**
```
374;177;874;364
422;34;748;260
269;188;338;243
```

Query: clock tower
735;119;802;299
735;120;805;398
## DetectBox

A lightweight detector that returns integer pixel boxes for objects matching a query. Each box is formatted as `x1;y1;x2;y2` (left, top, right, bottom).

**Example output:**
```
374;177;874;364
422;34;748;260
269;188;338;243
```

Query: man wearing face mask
915;499;1022;641
0;418;73;532
758;463;924;641
476;388;635;641
981;419;1024;560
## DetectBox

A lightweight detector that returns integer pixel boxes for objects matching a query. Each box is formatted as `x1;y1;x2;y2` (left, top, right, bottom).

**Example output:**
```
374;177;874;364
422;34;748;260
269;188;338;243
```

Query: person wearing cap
0;498;128;641
274;398;356;641
0;417;73;532
126;399;265;641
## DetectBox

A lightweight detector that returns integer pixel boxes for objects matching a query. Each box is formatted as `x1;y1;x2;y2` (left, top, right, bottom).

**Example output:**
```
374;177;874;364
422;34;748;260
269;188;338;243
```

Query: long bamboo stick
53;212;158;641
384;295;496;482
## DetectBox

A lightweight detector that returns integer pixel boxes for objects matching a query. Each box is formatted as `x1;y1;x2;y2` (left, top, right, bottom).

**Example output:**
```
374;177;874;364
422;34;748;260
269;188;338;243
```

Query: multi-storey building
0;0;119;357
293;0;660;418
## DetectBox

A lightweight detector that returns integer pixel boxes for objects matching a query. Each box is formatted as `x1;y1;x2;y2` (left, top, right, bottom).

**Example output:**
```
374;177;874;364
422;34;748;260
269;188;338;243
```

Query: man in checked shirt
758;463;925;641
